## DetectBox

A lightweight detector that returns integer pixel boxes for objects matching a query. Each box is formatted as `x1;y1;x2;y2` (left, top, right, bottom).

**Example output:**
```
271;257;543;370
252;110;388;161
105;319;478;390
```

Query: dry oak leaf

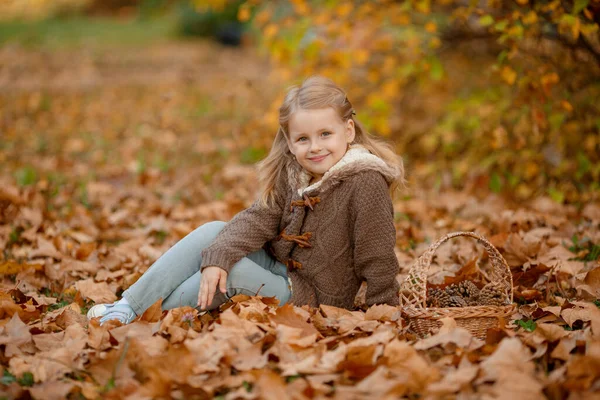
0;294;41;323
269;303;321;343
318;304;364;334
218;307;265;343
109;321;153;344
252;369;289;400
0;313;33;357
427;358;479;395
0;181;23;204
32;331;65;352
501;233;531;268
139;297;163;323
582;203;600;222
580;266;600;298
30;237;63;260
8;324;87;385
62;259;97;275
414;317;483;351
0;260;44;275
383;339;440;391
86;318;113;351
351;365;410;397
535;322;569;342
538;245;585;276
184;332;232;374
364;303;400;322
74;278;117;303
42;303;87;330
564;349;600;391
476;337;544;398
230;339;268;372
27;381;76;400
85;346;137;390
561;301;600;337
550;336;577;361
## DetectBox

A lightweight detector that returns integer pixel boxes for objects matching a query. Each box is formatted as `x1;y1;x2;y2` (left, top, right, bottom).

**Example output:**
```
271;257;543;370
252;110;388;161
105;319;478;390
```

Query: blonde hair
257;76;405;206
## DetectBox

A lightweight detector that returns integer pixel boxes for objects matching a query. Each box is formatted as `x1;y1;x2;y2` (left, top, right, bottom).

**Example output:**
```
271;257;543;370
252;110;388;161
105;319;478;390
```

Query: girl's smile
287;108;355;182
308;153;330;162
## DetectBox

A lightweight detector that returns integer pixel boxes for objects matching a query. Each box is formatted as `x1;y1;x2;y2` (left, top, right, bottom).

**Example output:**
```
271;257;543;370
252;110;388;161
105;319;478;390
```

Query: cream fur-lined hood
286;144;401;196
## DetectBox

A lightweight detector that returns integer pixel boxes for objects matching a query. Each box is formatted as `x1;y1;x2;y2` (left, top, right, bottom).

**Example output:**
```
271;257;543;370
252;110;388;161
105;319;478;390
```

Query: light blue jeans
122;221;291;315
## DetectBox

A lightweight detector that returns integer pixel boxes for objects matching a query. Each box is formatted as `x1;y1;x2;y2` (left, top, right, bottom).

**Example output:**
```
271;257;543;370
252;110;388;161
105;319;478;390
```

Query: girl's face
287;108;356;182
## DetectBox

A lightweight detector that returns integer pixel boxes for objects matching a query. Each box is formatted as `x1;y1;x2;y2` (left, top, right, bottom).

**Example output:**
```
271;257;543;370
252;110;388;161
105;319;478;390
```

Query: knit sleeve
351;172;400;307
200;176;287;273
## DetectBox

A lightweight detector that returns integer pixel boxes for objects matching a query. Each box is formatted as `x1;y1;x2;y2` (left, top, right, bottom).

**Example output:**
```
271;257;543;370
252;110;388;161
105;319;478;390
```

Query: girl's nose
310;140;322;152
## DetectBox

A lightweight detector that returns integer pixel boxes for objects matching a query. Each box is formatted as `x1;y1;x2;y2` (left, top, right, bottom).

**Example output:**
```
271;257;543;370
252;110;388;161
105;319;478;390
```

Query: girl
87;76;405;325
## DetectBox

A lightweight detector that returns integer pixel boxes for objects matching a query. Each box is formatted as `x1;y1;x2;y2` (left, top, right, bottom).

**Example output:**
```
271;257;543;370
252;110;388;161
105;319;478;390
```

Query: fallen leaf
0;261;44;275
583;266;600;297
476;337;544;398
0;313;33;357
364;304;400;322
414;317;483;350
28;381;75;400
139;298;163;322
269;304;321;339
109;321;153;344
74;278;117;303
384;339;440;391
427;358;478;395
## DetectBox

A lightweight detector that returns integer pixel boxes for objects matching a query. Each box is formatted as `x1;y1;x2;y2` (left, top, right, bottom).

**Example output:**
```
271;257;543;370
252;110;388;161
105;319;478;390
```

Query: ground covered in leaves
1;39;600;400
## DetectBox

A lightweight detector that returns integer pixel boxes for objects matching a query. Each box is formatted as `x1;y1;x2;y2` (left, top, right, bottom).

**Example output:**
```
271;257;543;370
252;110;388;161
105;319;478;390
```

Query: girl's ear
346;119;356;143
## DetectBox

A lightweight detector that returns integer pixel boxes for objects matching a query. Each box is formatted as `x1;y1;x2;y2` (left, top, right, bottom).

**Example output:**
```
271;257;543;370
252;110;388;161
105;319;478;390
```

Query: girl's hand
198;266;228;310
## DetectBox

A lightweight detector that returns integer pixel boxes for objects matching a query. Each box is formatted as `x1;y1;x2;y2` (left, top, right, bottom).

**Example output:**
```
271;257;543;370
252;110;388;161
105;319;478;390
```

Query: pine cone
478;285;507;306
426;288;452;308
445;281;480;299
442;281;480;306
447;295;469;307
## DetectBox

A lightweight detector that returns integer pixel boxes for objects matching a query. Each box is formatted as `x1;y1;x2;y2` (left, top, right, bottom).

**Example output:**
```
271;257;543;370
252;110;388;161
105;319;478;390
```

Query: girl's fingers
198;280;205;308
198;269;226;309
197;279;204;307
206;279;217;308
219;271;227;294
200;276;212;309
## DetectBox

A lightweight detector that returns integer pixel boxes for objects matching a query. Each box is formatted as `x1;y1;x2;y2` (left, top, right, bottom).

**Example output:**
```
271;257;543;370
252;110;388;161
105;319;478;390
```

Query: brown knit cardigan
200;145;401;309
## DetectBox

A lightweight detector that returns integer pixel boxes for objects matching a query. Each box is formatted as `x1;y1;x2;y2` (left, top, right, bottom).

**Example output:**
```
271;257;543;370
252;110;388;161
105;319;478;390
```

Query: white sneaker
87;303;137;325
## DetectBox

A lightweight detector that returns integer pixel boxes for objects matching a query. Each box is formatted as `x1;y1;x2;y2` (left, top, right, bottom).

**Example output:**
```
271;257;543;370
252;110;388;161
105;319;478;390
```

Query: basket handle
399;231;514;309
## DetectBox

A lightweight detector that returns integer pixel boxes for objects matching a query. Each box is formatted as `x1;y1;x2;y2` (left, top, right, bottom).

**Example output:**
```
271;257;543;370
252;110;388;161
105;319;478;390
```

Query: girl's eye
297;137;308;142
322;131;332;137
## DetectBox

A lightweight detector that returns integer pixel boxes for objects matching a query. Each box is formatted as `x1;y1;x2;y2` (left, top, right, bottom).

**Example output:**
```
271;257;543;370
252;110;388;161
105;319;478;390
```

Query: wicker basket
399;231;516;339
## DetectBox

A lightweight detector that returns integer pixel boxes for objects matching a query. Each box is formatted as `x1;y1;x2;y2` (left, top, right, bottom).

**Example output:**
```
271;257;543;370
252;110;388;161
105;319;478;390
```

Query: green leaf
103;377;115;392
14;166;37;187
560;14;577;26
17;372;34;387
489;172;502;193
1;370;17;385
286;374;302;383
548;187;565;204
549;112;566;131
574;0;589;14
576;151;591;179
240;147;267;164
497;50;508;64
242;380;253;392
494;20;508;31
479;15;494;27
429;57;444;81
517;319;537;332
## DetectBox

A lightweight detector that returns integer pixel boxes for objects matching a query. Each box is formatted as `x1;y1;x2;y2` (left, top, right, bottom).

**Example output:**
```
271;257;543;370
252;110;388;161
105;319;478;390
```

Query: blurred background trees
237;0;600;203
1;0;598;203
